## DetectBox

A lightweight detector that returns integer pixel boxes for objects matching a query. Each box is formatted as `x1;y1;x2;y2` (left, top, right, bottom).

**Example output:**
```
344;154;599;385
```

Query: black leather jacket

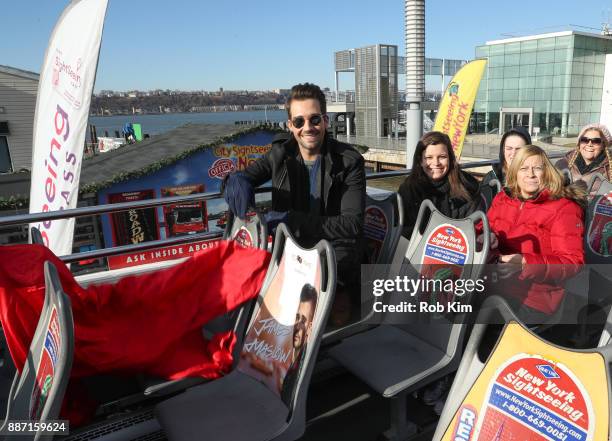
242;134;366;275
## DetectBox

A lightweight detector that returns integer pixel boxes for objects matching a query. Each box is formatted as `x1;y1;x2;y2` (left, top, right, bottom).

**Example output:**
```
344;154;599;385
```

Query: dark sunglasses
291;114;325;129
579;136;603;146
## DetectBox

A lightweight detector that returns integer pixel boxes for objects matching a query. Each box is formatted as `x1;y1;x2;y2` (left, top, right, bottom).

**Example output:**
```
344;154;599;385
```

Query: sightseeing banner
439;322;609;441
433;59;487;159
29;0;108;255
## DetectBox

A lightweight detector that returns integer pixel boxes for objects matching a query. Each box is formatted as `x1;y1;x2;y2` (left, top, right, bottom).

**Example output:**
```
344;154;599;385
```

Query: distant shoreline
89;108;286;118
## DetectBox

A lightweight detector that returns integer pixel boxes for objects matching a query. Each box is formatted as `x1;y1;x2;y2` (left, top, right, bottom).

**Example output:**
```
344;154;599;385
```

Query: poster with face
237;240;321;406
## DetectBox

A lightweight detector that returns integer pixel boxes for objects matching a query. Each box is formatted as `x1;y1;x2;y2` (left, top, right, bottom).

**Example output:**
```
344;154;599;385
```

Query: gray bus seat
142;210;268;398
155;223;336;441
328;199;489;440
433;295;612;440
223;209;268;250
585;175;612;264
479;178;501;211
323;192;404;343
30;227;45;245
1;262;74;441
363;193;404;265
207;210;268;335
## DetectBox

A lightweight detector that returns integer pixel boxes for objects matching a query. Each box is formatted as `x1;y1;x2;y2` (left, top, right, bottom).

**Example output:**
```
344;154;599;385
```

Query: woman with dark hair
482;126;531;188
398;131;482;239
555;123;612;194
487;145;586;320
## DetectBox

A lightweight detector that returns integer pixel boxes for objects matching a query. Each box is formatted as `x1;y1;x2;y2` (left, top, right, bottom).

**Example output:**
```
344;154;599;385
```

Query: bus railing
0;153;566;264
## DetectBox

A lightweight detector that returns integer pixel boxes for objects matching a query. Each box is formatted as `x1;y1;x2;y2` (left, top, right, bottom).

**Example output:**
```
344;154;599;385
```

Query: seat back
1;262;74;440
433;295;612;441
223;210;268;250
30;227;45;245
363;193;403;264
395;199;489;355
585;175;612;264
203;210;268;340
236;223;336;439
479;178;501;211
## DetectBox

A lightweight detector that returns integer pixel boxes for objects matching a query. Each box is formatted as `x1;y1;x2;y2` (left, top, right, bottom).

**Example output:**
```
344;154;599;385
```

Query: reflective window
520;51;537;64
504;66;520;78
503;78;519;89
521;40;538;51
519;77;536;88
554;48;572;63
537;38;556;50
520;64;537;77
505;53;520;66
536;50;555;63
553;62;571;76
536;64;554;76
535;88;552;100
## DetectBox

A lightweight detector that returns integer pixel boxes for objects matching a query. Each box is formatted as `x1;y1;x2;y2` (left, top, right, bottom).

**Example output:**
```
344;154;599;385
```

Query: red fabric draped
0;241;270;423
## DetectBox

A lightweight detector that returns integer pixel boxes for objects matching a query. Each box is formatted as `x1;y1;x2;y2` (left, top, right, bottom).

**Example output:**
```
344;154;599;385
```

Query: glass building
473;31;612;137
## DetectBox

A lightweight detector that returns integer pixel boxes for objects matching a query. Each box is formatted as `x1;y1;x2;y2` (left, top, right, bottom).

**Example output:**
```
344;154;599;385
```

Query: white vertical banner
600;54;612;130
29;0;108;255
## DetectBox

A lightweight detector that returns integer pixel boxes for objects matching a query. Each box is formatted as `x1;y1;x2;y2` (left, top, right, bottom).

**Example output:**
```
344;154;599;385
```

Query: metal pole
404;0;425;169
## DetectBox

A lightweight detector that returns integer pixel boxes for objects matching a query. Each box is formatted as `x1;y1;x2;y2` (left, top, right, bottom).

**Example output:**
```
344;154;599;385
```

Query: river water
88;109;287;139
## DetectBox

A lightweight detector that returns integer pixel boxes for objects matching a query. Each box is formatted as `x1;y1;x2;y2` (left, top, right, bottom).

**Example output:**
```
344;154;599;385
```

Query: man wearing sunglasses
224;83;366;322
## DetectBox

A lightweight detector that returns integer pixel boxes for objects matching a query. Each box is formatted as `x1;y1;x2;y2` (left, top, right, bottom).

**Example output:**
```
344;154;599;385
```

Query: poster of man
237;242;320;405
280;284;317;405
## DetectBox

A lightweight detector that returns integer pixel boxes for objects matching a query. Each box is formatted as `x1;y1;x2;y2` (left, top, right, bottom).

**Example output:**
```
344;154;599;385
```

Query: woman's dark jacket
398;171;482;239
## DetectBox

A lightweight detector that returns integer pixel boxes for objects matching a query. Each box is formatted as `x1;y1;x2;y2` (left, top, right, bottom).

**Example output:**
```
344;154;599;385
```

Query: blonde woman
555;123;612;194
487;145;585;319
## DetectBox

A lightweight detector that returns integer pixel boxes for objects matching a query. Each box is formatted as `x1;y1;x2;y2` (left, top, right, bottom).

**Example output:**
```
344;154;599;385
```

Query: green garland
0;195;28;211
0;125;369;210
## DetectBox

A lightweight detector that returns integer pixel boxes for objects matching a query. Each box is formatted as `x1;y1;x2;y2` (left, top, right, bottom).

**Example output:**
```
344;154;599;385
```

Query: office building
473;31;612;137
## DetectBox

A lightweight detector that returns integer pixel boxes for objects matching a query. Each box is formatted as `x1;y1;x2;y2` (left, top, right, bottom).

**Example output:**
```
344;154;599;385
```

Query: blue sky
2;0;610;92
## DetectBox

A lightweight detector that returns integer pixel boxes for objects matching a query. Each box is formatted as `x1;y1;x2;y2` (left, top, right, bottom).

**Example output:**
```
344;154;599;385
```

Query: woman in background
555;123;612;194
480;127;531;210
482;126;531;187
398;131;481;239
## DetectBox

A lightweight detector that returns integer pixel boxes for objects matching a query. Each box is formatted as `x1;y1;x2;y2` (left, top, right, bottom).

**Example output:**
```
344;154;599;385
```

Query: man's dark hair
299;283;318;312
285;83;327;118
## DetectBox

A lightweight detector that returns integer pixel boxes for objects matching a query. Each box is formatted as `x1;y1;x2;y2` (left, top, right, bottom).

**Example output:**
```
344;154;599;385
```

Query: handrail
0;153;568;264
61;230;224;263
0;186;270;228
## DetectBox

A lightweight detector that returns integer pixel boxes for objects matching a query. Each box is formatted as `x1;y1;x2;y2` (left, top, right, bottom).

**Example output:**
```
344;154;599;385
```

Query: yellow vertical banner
433;59;487;159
